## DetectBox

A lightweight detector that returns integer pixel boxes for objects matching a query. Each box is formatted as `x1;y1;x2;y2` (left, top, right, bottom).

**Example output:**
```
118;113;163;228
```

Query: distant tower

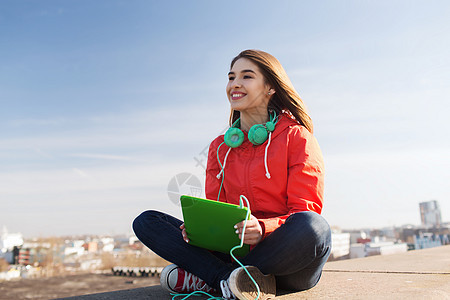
419;200;442;227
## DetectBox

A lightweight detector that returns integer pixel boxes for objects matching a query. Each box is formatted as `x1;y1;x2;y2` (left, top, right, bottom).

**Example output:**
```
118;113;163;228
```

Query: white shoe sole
160;264;178;293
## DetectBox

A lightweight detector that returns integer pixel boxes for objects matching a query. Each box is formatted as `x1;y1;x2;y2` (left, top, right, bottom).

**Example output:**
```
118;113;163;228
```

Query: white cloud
68;153;137;162
0;160;198;195
1;102;228;152
72;167;91;179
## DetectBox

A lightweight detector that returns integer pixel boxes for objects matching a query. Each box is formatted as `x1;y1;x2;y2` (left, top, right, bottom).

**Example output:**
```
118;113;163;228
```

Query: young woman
133;49;331;300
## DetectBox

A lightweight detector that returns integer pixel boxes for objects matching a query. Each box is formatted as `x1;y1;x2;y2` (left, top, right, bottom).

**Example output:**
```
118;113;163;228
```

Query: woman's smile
230;92;247;101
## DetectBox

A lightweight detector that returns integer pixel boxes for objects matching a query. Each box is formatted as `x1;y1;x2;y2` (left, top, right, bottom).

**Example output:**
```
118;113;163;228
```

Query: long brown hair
229;49;313;133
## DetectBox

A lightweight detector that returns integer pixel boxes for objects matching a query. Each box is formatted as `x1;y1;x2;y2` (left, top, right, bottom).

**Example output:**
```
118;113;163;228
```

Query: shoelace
220;280;235;299
182;272;214;293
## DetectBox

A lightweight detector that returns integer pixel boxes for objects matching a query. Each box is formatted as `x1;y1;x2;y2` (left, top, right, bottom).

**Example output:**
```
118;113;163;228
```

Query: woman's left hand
234;215;263;245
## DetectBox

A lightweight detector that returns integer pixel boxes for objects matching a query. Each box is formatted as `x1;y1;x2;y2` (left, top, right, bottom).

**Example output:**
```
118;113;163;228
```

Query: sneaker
160;264;216;294
227;266;276;300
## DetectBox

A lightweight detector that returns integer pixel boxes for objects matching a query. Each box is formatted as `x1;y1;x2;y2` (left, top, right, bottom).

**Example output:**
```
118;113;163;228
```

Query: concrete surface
61;245;450;299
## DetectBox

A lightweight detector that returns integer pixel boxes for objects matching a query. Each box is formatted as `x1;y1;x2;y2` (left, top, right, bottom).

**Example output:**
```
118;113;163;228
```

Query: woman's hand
234;215;263;245
180;223;189;243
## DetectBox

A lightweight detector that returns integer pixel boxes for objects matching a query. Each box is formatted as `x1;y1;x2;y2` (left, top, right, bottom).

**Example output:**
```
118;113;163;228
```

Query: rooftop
62;245;450;299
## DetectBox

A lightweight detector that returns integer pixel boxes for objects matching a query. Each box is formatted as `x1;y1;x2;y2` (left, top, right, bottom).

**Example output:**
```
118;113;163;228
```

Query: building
399;224;449;250
1;226;24;253
349;241;408;258
18;248;31;265
419;200;442;227
365;242;408;256
349;243;366;259
330;232;350;260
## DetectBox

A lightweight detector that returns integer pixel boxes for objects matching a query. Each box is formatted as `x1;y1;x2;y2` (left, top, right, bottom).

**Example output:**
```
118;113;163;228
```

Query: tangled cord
171;195;260;300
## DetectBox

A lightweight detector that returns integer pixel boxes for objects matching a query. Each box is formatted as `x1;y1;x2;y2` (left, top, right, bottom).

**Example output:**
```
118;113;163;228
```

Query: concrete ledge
61;245;450;299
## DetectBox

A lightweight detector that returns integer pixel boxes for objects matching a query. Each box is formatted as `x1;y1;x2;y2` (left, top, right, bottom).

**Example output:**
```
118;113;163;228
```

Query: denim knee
286;211;332;250
132;210;160;238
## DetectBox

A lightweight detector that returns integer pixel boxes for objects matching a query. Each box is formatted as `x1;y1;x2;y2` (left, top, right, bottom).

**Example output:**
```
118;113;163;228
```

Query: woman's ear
268;89;276;96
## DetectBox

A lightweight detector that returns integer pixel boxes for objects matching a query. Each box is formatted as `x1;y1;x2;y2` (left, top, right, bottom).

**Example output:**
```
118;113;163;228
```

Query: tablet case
180;195;250;257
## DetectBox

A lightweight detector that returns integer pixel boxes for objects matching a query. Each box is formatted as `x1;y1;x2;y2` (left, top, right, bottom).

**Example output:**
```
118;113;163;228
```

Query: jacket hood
271;112;302;138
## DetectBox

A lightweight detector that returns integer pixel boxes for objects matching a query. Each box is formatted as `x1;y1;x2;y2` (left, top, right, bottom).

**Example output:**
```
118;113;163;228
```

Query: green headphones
224;111;278;148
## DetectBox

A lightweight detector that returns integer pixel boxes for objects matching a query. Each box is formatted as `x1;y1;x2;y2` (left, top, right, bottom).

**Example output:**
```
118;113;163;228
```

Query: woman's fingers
234;215;262;245
180;223;189;243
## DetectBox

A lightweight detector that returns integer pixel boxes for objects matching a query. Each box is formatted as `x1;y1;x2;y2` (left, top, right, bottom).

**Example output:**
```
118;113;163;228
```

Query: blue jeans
132;210;331;291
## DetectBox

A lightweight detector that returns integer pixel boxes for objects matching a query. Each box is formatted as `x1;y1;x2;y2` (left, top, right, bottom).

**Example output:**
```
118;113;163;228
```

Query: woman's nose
231;79;242;88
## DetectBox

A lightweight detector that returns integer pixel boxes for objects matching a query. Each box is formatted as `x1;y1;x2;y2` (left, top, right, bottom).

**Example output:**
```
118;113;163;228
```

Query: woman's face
226;58;272;115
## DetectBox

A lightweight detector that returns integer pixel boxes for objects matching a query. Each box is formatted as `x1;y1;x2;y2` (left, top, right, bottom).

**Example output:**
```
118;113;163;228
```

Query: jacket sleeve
258;126;324;238
205;137;227;202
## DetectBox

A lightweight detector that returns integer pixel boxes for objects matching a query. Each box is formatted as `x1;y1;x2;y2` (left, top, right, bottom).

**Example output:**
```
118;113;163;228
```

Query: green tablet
180;195;250;257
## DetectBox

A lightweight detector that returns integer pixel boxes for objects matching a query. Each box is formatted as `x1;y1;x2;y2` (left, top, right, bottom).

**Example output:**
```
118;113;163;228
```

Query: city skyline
1;1;449;237
2;199;446;239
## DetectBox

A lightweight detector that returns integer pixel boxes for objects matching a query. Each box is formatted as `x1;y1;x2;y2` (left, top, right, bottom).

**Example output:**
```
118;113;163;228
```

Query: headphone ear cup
248;124;268;145
266;121;275;132
224;127;244;148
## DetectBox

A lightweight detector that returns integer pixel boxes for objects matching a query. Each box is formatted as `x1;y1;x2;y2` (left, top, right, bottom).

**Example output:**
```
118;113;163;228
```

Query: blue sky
1;1;449;237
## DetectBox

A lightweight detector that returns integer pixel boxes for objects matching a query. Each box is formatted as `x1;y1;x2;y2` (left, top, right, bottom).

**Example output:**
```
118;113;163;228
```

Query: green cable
216;142;226;201
171;143;260;300
170;195;261;300
229;195;261;300
171;291;222;299
216;144;261;298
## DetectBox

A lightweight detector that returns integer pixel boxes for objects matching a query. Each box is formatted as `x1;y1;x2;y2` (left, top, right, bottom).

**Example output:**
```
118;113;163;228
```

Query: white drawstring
264;131;272;179
216;147;232;179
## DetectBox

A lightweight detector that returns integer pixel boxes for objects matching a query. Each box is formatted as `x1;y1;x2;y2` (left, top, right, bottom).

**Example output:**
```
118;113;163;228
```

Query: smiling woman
226;59;272;130
227;50;313;135
133;49;331;300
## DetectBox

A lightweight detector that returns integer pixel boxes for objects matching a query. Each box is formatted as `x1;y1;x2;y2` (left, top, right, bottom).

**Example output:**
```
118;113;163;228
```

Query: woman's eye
228;76;235;81
243;75;252;79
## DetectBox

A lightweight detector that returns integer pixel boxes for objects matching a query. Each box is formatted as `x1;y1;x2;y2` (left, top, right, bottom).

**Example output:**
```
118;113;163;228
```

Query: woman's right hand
180;223;189;243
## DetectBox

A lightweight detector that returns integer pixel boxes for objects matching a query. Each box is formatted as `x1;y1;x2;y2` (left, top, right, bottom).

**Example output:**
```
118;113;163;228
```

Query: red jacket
205;113;324;239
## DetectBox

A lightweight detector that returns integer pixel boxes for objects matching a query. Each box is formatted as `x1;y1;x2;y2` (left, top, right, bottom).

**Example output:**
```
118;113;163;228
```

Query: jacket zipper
244;146;256;210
